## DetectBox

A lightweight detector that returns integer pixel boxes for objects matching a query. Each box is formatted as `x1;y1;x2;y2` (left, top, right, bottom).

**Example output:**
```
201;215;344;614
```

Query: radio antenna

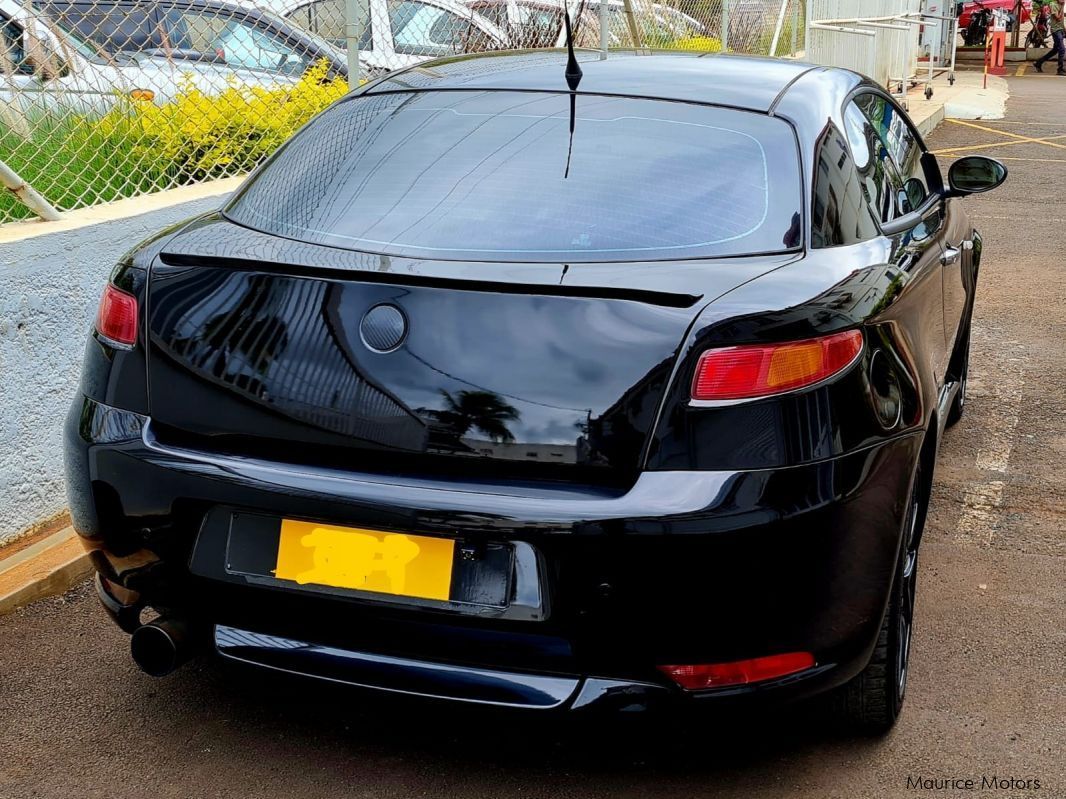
563;8;583;90
563;8;581;178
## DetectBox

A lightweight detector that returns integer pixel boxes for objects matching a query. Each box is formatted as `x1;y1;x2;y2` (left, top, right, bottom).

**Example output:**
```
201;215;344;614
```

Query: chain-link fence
0;0;804;224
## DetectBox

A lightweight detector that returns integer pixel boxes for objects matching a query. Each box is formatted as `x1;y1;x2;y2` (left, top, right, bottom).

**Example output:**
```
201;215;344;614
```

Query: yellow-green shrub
666;35;723;52
2;61;347;223
126;60;348;182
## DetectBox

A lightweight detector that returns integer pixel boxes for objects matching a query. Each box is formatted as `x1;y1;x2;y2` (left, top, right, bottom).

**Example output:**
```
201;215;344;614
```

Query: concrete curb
916;104;946;139
0;176;243;245
0;527;92;616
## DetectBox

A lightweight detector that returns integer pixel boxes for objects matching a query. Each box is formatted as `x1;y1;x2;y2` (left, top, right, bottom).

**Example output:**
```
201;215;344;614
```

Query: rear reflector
95;283;138;348
691;330;863;401
658;652;816;690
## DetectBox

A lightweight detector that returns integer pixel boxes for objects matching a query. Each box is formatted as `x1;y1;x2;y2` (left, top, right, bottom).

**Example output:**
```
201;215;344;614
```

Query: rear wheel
835;463;924;734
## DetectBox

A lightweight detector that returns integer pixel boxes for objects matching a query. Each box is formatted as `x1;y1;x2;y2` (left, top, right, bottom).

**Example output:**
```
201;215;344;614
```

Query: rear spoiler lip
156;251;705;309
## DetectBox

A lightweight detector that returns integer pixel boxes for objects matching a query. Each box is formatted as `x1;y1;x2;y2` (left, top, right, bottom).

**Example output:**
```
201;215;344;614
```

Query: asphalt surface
1;73;1064;799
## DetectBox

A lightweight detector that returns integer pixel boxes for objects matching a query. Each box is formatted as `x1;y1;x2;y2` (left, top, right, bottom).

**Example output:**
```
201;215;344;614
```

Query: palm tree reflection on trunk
438;389;520;444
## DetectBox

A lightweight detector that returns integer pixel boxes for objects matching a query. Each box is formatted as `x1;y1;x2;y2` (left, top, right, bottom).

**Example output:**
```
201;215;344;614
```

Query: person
1034;0;1065;75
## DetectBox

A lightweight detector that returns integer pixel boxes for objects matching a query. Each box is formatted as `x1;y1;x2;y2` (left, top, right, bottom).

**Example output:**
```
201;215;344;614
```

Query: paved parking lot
1;74;1063;799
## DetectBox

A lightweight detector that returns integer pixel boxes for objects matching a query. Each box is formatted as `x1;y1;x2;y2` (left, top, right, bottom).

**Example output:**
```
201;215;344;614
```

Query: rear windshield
225;90;803;262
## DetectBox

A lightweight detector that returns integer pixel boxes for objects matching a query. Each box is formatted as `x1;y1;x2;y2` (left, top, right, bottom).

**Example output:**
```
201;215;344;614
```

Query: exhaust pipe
130;617;196;677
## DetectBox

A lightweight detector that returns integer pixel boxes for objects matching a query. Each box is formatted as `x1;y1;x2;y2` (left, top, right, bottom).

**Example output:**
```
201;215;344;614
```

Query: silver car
264;0;508;73
0;0;360;117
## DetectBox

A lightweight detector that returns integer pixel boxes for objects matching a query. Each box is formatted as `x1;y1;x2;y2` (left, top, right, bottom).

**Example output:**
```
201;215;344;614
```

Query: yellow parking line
938;154;1066;164
976;156;1066;163
932;133;1066;155
977;120;1066;127
946;118;1066;151
1015;63;1028;76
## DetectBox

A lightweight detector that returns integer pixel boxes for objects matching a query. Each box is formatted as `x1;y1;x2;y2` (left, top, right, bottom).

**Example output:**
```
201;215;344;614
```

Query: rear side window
36;1;160;53
389;0;476;56
225;90;804;262
844;100;902;226
169;9;311;73
293;0;350;46
845;92;942;241
1;15;33;75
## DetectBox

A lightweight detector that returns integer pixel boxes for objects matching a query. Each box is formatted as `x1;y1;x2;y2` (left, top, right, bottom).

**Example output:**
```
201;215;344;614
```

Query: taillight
658;652;816;690
95;283;138;348
691;330;863;402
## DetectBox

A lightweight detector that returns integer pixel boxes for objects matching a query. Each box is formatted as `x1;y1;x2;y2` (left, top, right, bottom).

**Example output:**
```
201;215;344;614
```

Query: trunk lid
146;216;794;485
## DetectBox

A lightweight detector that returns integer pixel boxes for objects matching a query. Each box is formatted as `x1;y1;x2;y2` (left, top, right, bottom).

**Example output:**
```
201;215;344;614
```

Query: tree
438;390;520;443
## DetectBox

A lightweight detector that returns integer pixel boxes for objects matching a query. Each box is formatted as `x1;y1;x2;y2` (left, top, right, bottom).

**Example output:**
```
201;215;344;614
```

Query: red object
988;28;1008;74
958;0;1032;29
95;283;139;347
658;652;817;690
690;330;863;402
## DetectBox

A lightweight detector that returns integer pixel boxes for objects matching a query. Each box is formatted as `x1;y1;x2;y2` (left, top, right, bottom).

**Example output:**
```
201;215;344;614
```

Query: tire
835;462;924;734
946;322;971;428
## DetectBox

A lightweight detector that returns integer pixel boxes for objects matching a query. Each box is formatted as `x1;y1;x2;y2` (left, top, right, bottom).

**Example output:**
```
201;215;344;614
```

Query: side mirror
946;156;1007;197
897;177;927;213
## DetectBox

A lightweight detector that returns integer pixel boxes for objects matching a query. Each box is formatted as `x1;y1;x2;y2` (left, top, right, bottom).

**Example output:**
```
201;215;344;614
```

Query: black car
65;49;1006;733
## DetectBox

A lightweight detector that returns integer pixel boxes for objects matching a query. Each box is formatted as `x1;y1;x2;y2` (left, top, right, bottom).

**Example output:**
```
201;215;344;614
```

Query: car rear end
66;71;921;710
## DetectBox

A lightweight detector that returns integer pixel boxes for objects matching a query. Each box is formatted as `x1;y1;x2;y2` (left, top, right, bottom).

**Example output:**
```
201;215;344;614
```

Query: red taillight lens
691;330;863;402
658;652;816;690
95;283;138;348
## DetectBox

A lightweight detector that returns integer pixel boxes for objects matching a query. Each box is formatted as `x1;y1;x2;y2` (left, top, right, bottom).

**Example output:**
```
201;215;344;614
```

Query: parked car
0;0;357;115
67;49;1006;732
460;0;602;48
457;0;706;49
265;0;508;72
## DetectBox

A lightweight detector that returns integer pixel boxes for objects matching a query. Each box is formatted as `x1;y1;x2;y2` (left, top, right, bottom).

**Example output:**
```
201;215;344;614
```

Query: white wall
0;182;239;546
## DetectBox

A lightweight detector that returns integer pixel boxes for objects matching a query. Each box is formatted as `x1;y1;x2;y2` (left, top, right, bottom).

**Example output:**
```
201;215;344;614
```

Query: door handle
940;247;960;266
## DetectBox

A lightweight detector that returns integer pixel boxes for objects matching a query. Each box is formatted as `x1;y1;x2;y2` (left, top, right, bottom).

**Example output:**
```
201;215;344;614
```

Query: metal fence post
805;0;812;61
722;0;730;51
0;159;62;222
791;0;799;55
599;0;608;57
344;0;363;86
620;0;642;48
769;0;790;55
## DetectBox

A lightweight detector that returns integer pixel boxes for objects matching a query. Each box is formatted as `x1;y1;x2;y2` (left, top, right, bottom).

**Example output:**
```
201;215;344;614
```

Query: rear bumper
68;396;922;710
210;623;847;711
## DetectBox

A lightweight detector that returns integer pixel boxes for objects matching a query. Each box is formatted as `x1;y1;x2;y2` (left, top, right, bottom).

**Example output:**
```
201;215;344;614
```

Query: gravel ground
1;74;1063;799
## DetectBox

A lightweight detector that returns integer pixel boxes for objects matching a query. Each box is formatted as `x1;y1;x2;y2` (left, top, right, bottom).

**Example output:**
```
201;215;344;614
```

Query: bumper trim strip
214;624;580;709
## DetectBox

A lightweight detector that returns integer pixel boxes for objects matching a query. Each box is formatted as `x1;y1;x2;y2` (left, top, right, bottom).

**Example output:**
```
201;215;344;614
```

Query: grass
1;62;348;225
1;113;168;223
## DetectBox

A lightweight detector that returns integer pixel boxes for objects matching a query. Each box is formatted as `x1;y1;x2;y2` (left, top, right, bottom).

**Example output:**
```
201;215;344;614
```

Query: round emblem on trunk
360;304;407;353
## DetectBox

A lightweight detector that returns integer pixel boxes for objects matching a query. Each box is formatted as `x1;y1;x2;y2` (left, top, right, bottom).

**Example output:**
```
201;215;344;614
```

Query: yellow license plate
274;520;454;601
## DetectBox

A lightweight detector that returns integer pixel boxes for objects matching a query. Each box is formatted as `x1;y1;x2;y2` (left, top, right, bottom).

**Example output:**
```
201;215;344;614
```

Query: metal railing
0;0;803;224
807;0;925;106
